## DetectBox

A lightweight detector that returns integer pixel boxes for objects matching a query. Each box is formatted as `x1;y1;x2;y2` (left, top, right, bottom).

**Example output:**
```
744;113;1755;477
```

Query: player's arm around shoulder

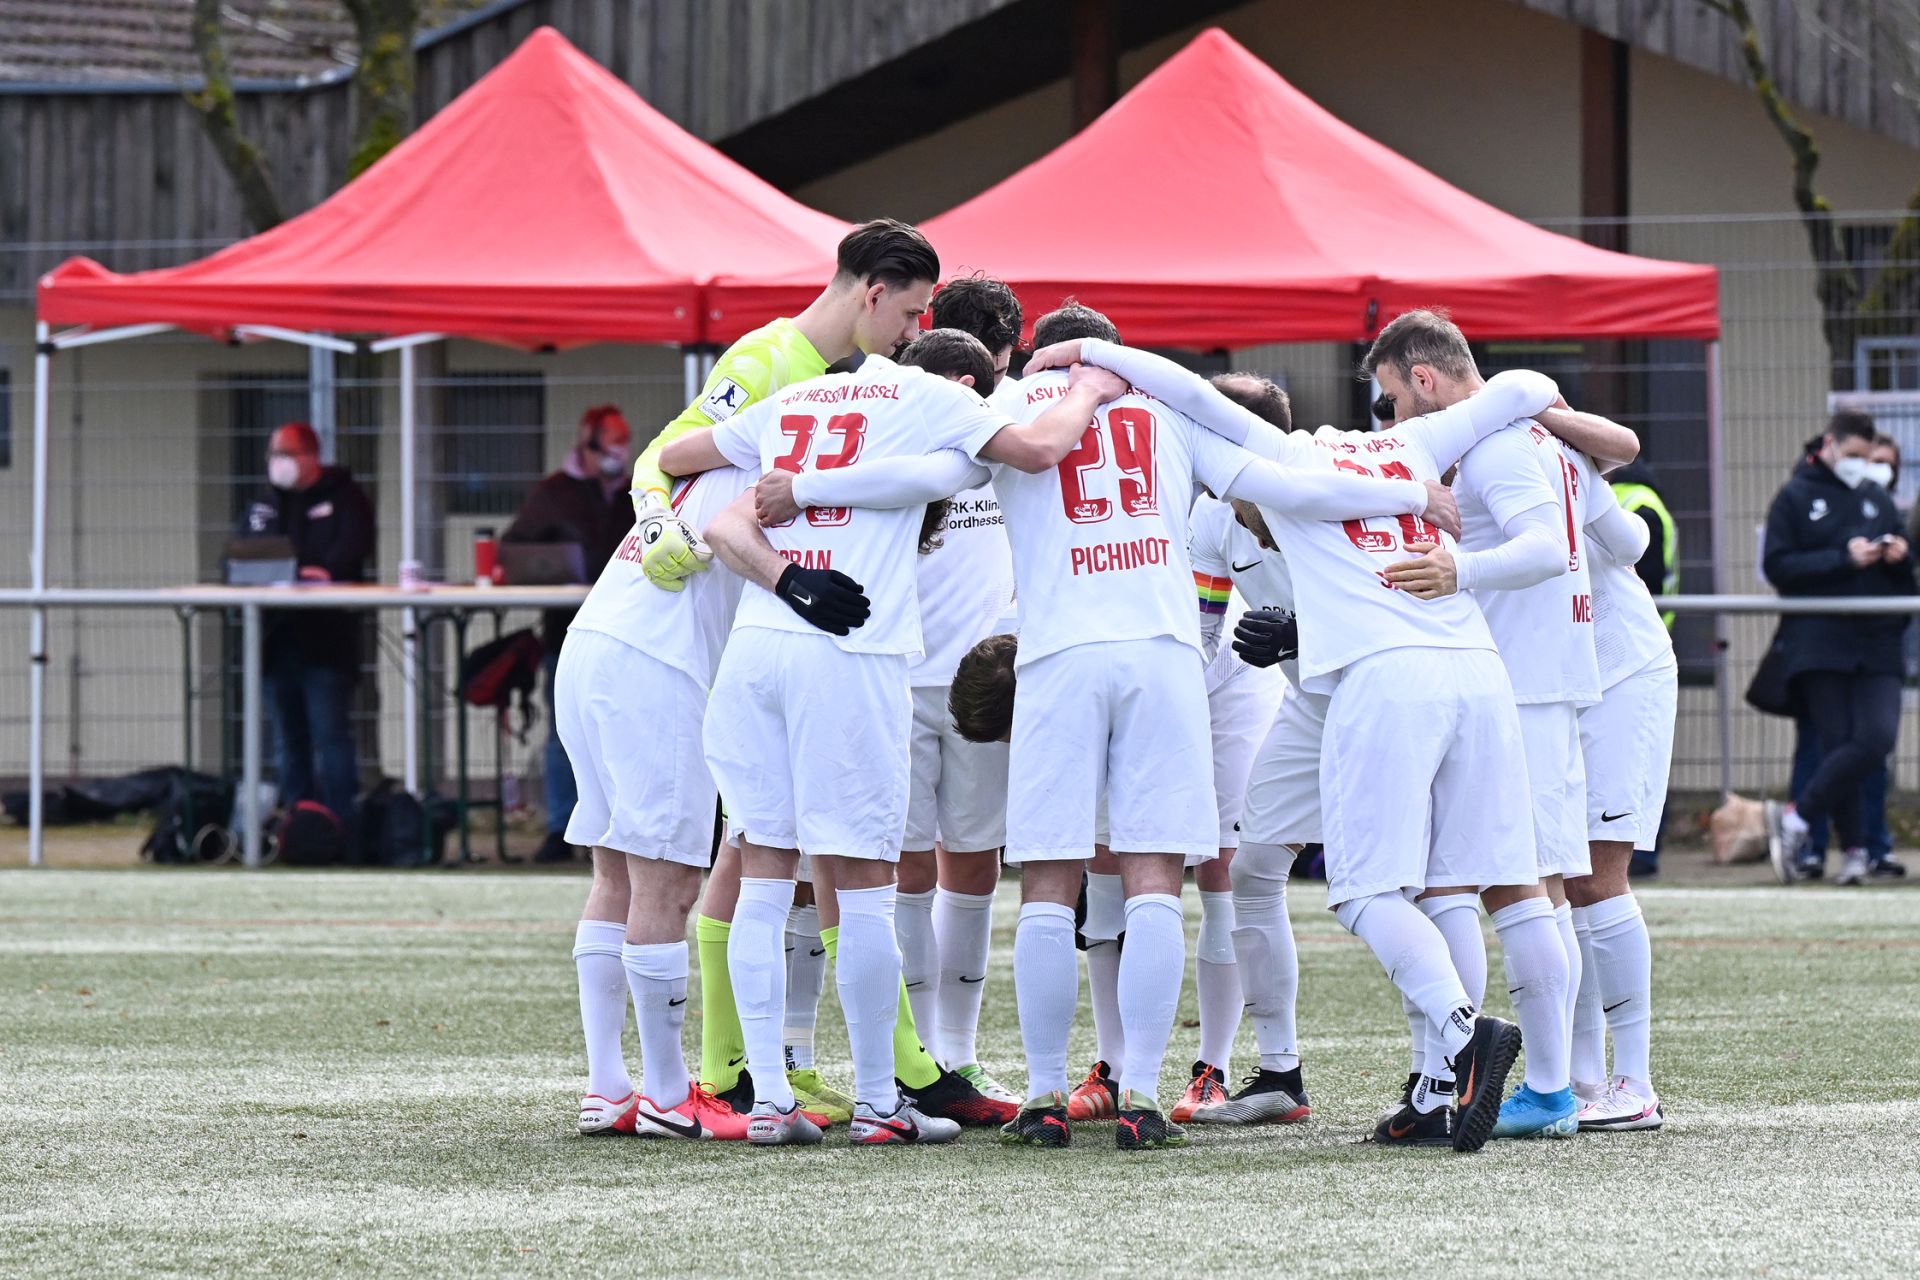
707;486;872;637
976;364;1130;472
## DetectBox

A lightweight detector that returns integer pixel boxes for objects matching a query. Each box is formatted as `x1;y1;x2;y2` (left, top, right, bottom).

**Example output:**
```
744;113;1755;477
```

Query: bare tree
187;1;421;233
1701;0;1920;374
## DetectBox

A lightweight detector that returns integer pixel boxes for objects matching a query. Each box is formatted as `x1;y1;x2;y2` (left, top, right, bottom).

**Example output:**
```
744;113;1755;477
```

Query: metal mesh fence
4;210;1920;829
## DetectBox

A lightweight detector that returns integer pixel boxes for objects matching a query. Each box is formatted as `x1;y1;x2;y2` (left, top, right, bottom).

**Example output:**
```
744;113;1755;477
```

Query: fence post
241;601;264;869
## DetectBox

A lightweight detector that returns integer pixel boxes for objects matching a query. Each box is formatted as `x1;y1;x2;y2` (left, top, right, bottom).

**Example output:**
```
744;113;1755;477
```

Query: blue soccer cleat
1490;1085;1580;1139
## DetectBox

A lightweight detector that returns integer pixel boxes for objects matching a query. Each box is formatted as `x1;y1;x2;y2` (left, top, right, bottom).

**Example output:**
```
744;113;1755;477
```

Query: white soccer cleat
849;1101;962;1145
746;1099;824;1146
577;1091;639;1136
1577;1078;1665;1132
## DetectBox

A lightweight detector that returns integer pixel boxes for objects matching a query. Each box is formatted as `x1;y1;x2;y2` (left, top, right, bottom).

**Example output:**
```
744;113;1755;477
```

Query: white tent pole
683;349;700;403
50;322;172;351
400;342;420;797
27;322;52;867
1706;338;1732;800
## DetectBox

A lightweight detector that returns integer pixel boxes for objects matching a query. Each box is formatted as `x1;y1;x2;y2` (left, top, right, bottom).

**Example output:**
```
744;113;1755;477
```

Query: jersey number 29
1057;408;1158;524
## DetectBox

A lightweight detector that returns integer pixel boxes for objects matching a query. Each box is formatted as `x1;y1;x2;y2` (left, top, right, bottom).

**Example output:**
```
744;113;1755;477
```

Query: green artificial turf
2;870;1915;1278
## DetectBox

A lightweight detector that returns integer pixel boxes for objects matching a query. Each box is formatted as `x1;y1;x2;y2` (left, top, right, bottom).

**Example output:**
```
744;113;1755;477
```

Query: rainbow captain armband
1195;571;1233;615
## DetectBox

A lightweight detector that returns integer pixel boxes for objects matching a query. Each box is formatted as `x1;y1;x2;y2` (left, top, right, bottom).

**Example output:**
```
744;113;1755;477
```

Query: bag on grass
355;779;453;869
278;800;348;866
139;771;236;864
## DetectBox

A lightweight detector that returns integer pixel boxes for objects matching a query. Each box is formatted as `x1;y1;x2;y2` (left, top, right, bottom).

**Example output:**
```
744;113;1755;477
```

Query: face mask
1866;461;1895;490
596;445;630;477
1833;455;1872;489
267;456;301;490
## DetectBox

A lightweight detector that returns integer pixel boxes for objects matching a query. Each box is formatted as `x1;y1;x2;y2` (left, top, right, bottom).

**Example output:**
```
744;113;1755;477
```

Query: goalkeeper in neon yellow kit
603;219;1016;1128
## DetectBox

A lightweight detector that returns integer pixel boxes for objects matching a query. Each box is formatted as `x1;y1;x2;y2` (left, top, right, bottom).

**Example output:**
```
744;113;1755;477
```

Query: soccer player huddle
555;219;1675;1152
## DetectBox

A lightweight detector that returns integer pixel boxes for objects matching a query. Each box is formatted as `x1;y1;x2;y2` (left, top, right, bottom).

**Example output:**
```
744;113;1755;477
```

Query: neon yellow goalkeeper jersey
631;317;830;504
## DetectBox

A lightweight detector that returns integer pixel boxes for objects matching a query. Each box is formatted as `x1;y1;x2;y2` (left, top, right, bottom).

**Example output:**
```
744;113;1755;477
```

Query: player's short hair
1361;308;1478;383
932;274;1024;355
949;633;1018;743
835;219;940;291
272;421;320;455
1032;299;1120;348
899;328;995;391
1211;373;1291;432
1828;409;1876;444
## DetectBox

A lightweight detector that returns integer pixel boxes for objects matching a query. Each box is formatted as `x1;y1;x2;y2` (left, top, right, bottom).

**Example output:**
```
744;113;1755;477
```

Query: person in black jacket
503;405;636;862
239;422;376;831
1762;410;1914;885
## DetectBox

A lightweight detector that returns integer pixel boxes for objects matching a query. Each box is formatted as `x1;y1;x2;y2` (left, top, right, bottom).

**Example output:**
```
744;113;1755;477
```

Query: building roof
0;0;505;87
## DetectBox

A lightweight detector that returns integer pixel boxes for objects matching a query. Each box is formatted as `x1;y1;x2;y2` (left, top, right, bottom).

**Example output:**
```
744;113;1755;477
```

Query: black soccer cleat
900;1066;1018;1127
1115;1091;1188;1150
1374;1101;1455;1147
716;1070;755;1118
999;1092;1072;1148
1450;1014;1523;1154
1189;1066;1311;1124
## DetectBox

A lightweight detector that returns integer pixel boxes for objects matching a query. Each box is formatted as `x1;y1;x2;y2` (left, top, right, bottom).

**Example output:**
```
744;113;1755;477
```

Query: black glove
1232;608;1298;668
775;563;871;636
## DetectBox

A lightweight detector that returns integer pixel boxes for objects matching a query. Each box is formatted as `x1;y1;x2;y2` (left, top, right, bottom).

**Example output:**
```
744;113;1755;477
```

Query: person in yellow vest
1608;462;1677;628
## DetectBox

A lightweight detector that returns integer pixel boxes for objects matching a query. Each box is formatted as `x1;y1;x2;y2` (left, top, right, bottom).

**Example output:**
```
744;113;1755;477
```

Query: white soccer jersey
909;477;1015;686
1190;494;1303;688
1454;423;1602;706
1582;455;1676;688
989;370;1252;668
568;464;756;690
711;356;1009;658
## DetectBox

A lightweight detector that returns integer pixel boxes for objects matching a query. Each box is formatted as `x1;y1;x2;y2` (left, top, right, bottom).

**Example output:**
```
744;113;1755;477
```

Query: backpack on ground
277;800;348;866
355;779;454;868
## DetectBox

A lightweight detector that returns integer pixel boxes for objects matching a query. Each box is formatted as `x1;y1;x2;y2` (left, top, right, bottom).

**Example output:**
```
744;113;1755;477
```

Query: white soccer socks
933;887;995;1068
1082;872;1127;1068
895;887;939;1042
573;919;633;1102
1416;894;1487;1091
1490;896;1572;1094
1117;893;1187;1101
836;884;904;1114
623;940;691;1109
1229;847;1301;1074
1014;901;1079;1098
1584;893;1654;1088
729;877;797;1109
1554;900;1583;1066
1569;911;1607;1091
1195;890;1243;1072
782;903;826;1071
1337;892;1476;1111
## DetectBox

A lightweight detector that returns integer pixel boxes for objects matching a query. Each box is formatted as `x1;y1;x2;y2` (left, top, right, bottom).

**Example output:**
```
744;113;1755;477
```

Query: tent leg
28;323;52;868
400;344;420;797
240;601;263;869
1706;338;1732;799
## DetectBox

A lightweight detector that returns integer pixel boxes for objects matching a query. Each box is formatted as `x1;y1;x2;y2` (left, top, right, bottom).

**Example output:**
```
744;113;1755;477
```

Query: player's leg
1106;638;1220;1150
550;634;636;1133
694;841;747;1098
1405;887;1484;1121
1325;649;1519;1153
1173;847;1238;1122
1072;842;1126;1120
929;704;1016;1101
896;849;939;1040
1001;648;1103;1147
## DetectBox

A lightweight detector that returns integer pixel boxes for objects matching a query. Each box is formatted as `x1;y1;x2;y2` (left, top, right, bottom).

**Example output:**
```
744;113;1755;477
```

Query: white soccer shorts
1239;681;1330;849
1004;636;1217;865
903;683;1010;853
1208;661;1286;849
555;630;715;866
1580;652;1679;852
1517;701;1591;879
1319;646;1537;907
703;627;911;862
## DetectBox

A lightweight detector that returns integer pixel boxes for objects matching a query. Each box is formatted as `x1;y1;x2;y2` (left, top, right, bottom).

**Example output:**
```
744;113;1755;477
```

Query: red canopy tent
922;28;1719;348
24;27;850;857
36;25;847;346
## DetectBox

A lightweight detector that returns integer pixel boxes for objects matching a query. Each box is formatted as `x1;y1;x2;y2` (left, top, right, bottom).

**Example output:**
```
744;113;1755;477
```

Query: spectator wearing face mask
504;405;637;862
239;421;376;834
1763;410;1914;885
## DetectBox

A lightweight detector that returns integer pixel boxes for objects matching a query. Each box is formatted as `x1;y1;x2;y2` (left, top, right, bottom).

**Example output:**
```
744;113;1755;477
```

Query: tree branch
343;0;419;180
185;0;284;232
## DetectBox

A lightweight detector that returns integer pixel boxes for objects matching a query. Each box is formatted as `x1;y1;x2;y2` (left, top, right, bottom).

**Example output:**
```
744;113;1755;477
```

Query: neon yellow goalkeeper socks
694;914;744;1092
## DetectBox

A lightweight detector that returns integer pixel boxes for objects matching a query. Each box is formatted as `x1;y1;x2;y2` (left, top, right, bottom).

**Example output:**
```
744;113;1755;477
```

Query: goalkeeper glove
1232;608;1298;668
636;494;713;591
775;564;870;636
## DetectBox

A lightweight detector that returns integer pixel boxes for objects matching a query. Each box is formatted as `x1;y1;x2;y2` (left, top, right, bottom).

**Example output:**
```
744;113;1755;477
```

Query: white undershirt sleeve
1076;339;1313;464
1219;454;1428;520
789;449;989;509
1581;464;1651;568
1453;502;1566;592
1396;370;1560;473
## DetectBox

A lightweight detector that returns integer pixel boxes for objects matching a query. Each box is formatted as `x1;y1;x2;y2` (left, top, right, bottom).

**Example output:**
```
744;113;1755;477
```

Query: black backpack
278;800;348;866
139;771;236;864
459;628;544;740
355;779;454;868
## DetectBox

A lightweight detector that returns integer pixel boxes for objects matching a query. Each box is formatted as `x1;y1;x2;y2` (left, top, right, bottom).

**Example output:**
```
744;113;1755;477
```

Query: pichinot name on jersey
1072;536;1172;576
